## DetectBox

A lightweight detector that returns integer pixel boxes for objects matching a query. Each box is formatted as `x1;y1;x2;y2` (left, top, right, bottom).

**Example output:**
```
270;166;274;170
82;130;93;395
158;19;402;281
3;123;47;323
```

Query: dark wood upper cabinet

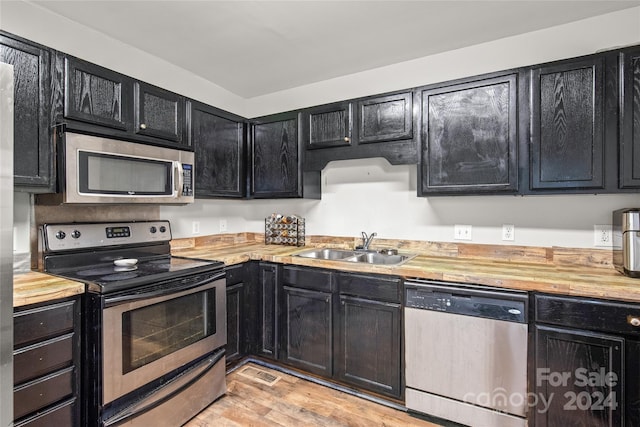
64;56;132;131
419;73;519;195
134;81;185;144
0;32;54;191
530;56;605;191
620;47;640;189
303;101;352;149
191;101;245;198
250;112;302;198
358;91;413;144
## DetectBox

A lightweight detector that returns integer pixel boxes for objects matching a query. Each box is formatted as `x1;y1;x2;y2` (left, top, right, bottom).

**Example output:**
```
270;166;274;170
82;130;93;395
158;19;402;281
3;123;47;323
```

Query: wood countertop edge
174;243;640;303
13;242;640;307
13;271;85;308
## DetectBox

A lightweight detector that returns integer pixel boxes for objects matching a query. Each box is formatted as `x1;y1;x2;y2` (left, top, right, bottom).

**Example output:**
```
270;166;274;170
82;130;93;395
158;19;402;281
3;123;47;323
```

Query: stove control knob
55;230;66;240
71;230;81;239
159;226;167;233
149;226;157;234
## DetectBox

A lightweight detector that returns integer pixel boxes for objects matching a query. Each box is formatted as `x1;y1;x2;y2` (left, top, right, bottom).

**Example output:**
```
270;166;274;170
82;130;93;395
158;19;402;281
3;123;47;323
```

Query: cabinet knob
343;137;350;142
628;316;640;327
140;123;147;130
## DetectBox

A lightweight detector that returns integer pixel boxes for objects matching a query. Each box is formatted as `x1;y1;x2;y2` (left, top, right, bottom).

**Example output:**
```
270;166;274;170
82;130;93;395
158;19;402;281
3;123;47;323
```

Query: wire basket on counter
265;214;305;246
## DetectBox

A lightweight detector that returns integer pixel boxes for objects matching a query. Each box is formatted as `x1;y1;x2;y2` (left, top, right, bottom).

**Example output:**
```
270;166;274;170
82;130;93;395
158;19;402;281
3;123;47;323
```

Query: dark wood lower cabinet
13;297;81;426
281;286;333;376
534;326;623;427
257;263;279;359
337;295;402;399
226;282;244;362
534;293;640;426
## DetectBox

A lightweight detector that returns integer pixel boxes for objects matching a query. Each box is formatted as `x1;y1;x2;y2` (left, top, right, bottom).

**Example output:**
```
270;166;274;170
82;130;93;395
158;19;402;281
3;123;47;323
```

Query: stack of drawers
13;297;80;426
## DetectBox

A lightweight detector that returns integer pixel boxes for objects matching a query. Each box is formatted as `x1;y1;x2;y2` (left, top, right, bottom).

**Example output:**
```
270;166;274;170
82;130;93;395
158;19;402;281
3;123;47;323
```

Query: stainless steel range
40;221;226;427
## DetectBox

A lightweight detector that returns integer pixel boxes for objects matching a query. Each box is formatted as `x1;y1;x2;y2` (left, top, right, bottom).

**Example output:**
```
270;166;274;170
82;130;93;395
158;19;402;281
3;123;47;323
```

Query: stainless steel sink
295;248;415;265
348;252;413;265
295;248;359;260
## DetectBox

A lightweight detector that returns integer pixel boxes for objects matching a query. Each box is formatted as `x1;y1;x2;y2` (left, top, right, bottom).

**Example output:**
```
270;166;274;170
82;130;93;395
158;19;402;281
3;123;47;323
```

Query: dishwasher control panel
405;280;528;323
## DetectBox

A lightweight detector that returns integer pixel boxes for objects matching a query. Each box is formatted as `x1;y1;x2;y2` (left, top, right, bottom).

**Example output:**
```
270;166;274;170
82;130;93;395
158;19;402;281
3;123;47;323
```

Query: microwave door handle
174;161;184;196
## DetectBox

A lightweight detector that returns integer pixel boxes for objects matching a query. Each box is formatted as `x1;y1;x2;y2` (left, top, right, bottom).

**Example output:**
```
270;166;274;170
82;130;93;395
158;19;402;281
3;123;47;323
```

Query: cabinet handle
628;316;640;327
343;137;350;142
140;123;147;130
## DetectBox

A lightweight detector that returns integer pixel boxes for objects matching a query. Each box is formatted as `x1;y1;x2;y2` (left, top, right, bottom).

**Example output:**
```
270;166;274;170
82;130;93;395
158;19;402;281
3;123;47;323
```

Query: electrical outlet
192;221;200;235
594;224;612;247
219;219;228;233
454;224;472;241
502;224;515;241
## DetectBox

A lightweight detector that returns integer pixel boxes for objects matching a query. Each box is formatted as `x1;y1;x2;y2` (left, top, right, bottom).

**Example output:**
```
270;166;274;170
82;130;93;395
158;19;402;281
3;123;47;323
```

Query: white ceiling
31;0;640;98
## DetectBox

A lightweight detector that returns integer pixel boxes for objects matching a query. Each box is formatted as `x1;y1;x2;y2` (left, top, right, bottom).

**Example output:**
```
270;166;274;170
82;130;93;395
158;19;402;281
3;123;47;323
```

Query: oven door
102;271;225;405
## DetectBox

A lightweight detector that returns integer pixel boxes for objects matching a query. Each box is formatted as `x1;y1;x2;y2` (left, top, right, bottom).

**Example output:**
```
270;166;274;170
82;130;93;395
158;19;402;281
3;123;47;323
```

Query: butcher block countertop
13;232;640;307
13;271;84;308
172;233;640;304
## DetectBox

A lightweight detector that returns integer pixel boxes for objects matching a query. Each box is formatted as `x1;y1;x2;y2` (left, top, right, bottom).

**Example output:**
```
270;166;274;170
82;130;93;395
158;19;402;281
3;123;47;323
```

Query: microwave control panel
182;164;193;197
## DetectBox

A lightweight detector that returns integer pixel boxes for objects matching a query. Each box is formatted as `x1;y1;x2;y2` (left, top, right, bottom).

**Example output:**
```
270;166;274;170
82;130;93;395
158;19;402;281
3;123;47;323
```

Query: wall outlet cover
502;224;515;241
454;224;472;241
594;224;612;247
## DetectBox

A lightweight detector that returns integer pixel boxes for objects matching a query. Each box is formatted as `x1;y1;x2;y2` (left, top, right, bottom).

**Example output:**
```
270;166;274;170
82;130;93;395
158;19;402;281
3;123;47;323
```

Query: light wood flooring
185;362;441;427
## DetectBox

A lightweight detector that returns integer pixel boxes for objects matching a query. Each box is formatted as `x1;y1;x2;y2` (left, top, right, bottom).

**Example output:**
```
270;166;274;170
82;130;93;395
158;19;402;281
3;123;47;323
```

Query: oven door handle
103;349;225;427
104;270;225;306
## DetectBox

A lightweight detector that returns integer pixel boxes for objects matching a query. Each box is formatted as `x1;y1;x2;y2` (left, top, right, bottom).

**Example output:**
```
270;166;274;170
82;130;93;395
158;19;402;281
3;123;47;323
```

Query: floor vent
238;366;281;387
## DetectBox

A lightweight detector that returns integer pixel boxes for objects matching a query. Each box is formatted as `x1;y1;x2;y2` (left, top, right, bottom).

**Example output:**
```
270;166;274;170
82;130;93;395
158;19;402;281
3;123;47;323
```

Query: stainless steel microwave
42;131;194;204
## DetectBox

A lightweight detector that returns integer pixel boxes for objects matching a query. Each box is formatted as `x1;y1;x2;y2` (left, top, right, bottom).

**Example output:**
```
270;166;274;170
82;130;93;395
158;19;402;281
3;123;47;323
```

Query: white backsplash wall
161;158;640;249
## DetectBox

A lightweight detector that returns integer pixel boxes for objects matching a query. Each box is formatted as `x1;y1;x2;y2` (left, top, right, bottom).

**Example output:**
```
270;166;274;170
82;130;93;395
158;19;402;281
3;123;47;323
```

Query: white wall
4;3;640;249
163;6;640;249
0;0;247;116
161;158;640;248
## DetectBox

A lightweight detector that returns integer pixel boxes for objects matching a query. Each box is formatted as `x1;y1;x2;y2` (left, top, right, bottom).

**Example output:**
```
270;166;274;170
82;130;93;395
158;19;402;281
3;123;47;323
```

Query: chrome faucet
361;231;377;250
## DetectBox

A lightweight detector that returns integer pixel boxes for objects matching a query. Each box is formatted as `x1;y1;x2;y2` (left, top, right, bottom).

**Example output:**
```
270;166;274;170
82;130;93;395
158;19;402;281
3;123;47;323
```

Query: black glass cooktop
47;255;224;294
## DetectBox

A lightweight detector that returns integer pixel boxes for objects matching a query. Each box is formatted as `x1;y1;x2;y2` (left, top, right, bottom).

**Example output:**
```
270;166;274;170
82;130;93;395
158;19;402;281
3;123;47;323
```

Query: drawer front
282;266;333;292
535;294;640;336
14;300;76;347
337;272;401;303
13;300;77;348
14;398;76;427
14;334;74;385
225;264;245;286
14;367;74;420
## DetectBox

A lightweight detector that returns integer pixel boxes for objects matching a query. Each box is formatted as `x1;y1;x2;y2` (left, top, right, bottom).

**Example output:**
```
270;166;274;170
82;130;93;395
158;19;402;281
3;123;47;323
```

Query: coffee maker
613;208;640;278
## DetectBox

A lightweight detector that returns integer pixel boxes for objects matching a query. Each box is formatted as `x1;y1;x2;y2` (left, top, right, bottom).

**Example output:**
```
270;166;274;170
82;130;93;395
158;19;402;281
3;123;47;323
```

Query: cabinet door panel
531;58;604;190
420;74;518;194
359;92;412;143
226;283;243;362
0;34;52;190
134;82;184;143
64;57;131;130
620;47;640;188
282;286;333;377
251;113;301;198
258;264;278;359
192;103;245;198
337;295;401;398
534;325;623;427
305;102;352;149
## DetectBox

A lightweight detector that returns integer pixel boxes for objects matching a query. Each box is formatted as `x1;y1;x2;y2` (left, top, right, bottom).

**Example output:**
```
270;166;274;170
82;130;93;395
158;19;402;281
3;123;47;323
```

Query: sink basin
347;252;413;265
295;248;359;260
295;248;415;265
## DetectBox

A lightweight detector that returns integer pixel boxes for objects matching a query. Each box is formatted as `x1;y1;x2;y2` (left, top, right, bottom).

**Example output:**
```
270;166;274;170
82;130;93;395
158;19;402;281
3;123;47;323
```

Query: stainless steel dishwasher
404;279;529;427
